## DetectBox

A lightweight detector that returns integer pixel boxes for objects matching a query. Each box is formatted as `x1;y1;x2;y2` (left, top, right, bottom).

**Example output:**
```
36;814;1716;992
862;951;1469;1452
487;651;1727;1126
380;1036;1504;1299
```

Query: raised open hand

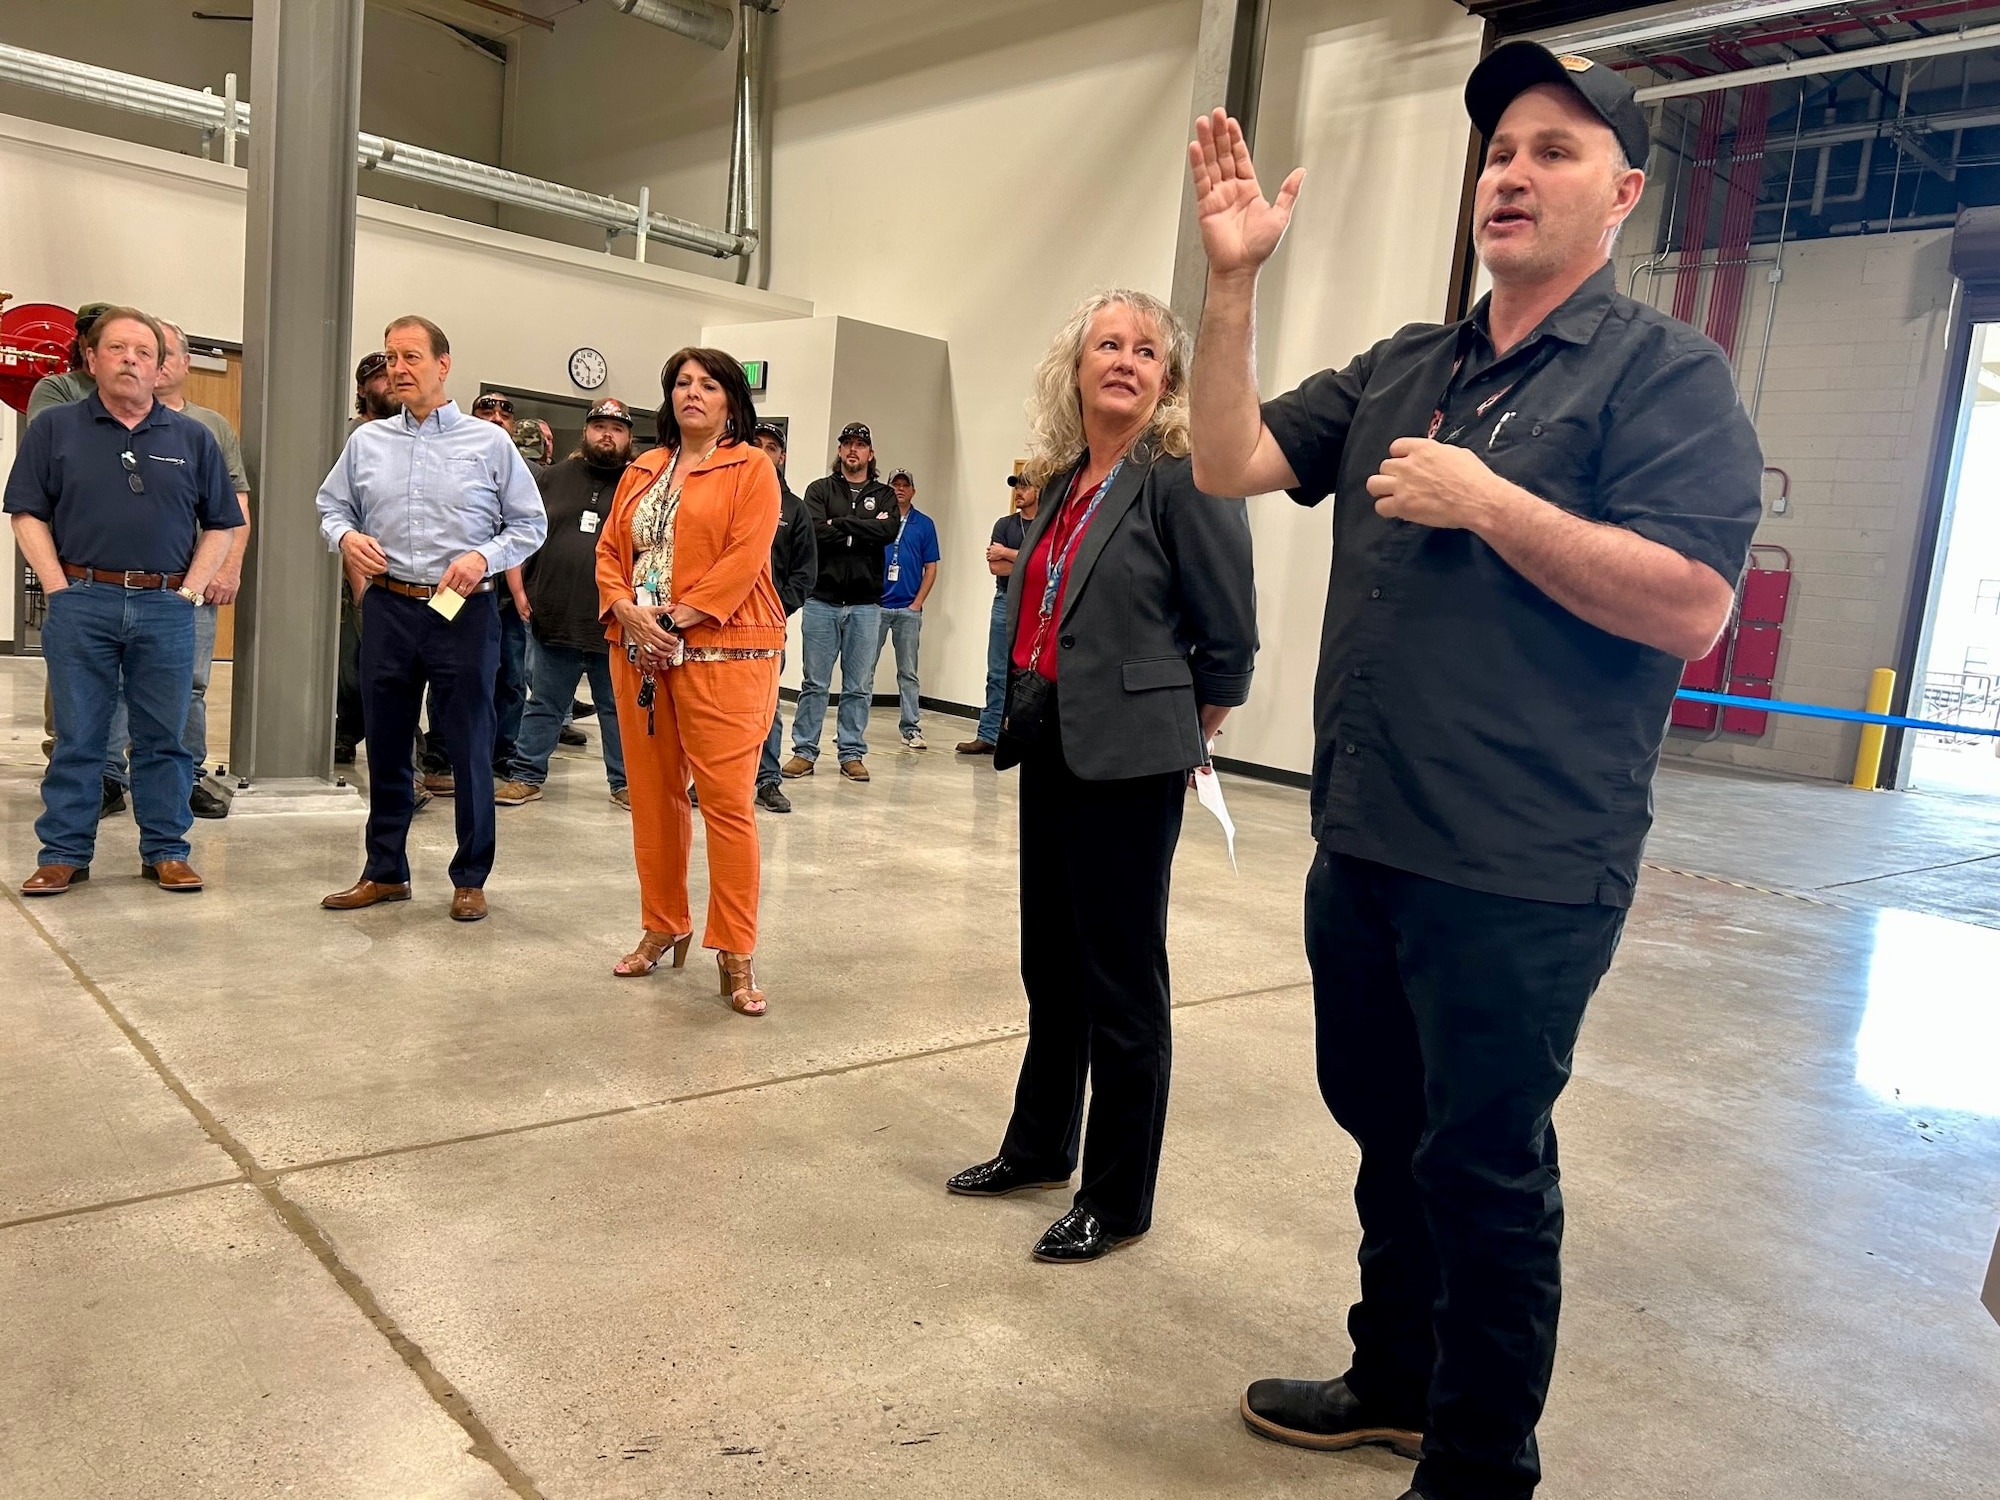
1189;108;1304;275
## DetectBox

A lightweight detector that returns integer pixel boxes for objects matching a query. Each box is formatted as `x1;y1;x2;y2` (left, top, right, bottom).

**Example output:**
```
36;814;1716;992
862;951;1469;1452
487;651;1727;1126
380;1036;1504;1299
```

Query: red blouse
1010;472;1112;679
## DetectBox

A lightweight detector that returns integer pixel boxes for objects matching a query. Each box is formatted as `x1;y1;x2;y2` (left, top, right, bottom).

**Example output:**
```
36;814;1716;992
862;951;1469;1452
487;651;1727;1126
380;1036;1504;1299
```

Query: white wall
505;0;1485;774
1625;228;1958;783
0;0;509;226
0;111;813;642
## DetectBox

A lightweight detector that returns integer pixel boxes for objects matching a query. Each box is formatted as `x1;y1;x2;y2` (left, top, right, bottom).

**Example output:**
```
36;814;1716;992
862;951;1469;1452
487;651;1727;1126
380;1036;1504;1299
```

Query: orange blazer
595;441;787;652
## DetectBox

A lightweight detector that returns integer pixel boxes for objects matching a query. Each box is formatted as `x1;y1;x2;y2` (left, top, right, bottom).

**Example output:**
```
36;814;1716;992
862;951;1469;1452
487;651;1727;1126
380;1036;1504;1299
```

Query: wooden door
182;348;244;659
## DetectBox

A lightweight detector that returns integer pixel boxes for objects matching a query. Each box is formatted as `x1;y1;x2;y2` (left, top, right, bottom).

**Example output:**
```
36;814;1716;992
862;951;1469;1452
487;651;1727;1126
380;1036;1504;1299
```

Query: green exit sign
742;359;768;393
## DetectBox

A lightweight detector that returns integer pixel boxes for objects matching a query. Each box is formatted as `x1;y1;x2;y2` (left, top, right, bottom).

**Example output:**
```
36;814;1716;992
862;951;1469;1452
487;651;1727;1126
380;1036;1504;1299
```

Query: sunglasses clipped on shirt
119;448;186;494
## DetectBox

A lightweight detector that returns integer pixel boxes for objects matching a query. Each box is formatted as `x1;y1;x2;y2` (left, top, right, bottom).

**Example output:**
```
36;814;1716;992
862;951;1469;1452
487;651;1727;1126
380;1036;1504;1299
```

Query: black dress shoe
558;724;589;747
946;1155;1069;1198
1031;1207;1138;1264
100;777;128;818
189;783;230;819
1240;1376;1424;1459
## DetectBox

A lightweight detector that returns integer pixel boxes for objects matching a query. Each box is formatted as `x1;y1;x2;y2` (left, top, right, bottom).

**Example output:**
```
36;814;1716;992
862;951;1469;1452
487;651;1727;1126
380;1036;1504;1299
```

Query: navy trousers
360;588;500;889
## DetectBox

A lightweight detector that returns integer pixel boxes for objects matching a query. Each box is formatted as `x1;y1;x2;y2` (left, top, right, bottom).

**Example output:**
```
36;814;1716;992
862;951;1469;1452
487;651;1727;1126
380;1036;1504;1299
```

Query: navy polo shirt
4;392;241;573
1261;262;1763;908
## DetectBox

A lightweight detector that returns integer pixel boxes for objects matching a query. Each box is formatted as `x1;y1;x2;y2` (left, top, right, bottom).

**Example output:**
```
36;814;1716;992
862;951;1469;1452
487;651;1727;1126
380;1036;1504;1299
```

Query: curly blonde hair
1022;289;1191;488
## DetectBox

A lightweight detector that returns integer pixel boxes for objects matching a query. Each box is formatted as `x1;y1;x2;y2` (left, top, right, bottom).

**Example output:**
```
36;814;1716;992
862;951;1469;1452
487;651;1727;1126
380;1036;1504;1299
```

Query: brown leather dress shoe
450;887;488;922
21;863;89;897
141;859;204;892
322;878;412;910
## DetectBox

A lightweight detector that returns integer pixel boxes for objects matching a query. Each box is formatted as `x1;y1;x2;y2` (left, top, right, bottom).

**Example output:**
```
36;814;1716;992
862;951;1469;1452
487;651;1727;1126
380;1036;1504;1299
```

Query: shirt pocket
1481;412;1602;516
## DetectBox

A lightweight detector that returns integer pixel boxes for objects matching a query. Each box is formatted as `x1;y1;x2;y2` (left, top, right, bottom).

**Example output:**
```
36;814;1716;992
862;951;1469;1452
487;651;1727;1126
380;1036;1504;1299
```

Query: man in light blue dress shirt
313;315;547;923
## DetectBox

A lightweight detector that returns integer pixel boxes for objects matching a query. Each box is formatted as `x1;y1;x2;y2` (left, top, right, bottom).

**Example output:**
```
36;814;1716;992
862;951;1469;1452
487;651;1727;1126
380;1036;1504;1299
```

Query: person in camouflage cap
512;417;555;469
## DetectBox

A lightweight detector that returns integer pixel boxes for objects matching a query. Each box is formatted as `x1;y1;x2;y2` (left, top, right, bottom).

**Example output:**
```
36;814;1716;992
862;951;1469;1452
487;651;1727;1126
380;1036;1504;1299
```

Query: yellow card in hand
428;587;466;621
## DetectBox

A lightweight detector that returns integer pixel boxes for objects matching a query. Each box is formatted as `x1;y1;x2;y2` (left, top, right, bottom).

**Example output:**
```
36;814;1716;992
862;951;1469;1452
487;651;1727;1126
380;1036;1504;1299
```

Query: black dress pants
1307;848;1627;1500
360;588;500;889
999;728;1186;1239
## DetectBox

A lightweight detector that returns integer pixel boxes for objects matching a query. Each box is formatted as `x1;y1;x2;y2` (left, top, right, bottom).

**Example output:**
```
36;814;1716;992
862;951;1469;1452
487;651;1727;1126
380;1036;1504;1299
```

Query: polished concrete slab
4;656;1999;1498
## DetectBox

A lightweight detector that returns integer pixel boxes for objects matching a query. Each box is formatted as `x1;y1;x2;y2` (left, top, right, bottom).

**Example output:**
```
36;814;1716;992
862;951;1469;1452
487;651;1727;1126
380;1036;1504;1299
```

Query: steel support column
1169;0;1271;330
230;0;362;785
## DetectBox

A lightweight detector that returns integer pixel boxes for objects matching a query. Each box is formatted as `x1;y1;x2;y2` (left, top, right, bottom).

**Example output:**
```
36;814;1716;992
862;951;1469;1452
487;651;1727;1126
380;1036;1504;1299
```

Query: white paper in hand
1192;748;1237;873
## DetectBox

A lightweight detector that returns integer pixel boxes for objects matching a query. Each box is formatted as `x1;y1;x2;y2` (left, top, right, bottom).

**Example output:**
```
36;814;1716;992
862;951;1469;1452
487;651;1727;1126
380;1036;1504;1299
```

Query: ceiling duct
602;0;733;50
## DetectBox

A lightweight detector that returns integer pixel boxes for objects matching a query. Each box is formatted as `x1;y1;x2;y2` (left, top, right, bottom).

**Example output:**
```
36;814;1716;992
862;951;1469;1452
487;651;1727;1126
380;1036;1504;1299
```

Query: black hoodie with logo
525;452;631;651
802;471;900;606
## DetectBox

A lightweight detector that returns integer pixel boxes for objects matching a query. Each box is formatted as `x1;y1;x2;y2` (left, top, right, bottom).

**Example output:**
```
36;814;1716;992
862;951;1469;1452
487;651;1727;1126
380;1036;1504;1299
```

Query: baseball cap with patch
355;351;390;384
752;420;787;446
512;418;549;459
838;422;872;445
889;467;913;484
1465;41;1649;173
586;397;633;425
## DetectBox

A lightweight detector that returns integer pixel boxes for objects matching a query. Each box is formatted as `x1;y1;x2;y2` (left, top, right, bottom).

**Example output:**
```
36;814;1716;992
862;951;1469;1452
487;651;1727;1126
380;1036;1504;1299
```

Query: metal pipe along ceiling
603;0;734;50
0;41;754;259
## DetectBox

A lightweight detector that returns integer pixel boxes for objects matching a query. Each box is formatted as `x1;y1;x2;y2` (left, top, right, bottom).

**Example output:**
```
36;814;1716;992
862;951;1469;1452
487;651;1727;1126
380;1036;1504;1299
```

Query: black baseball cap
1465;42;1649;172
586;397;633;425
838;422;872;445
355;350;389;383
752;420;787;446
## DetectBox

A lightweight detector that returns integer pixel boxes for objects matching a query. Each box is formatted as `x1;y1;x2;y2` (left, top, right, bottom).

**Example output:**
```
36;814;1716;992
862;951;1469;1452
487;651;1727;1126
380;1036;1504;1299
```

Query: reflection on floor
3;656;1998;1499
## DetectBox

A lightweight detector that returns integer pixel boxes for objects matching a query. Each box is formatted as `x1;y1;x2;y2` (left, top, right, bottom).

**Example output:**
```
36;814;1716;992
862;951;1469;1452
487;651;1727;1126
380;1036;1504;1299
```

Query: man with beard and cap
1187;43;1762;1500
785;420;899;782
467;392;533;791
26;301;109;421
339;352;408;770
750;420;816;813
496;398;637;808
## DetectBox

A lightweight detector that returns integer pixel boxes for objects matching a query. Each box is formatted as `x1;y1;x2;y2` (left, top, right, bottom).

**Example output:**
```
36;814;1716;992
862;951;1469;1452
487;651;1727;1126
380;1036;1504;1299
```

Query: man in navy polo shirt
7;307;244;897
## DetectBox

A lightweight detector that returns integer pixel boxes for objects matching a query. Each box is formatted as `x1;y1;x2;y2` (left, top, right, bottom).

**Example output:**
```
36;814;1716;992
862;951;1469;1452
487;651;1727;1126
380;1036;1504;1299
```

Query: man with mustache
1188;44;1764;1500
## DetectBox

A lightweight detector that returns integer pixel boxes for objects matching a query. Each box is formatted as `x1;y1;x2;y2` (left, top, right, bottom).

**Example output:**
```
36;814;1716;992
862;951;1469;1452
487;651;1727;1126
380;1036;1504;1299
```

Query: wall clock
568;347;608;391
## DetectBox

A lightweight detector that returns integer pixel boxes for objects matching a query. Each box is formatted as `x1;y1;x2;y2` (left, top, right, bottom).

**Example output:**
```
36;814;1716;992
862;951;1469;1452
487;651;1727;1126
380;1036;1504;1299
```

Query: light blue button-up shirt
316;400;547;583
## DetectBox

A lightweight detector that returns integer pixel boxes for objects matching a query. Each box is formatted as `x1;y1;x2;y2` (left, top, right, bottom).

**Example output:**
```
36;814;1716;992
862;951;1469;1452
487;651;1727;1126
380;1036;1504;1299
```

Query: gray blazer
997;440;1257;780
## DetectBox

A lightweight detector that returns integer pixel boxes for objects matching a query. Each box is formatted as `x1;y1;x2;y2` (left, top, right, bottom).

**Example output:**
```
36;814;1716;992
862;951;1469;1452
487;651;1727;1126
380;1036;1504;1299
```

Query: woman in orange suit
596;347;785;1014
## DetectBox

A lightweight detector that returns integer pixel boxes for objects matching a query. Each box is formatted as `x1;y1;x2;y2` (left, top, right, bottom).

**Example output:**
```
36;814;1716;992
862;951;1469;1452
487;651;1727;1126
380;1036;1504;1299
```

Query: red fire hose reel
0;294;79;414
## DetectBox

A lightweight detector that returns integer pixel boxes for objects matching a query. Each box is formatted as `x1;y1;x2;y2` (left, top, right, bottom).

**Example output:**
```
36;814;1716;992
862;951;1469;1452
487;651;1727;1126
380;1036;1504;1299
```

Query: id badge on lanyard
887;513;908;584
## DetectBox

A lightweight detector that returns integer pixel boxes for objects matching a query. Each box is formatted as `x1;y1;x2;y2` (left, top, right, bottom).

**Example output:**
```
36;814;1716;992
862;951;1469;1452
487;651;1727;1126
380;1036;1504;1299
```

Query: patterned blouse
629;448;781;664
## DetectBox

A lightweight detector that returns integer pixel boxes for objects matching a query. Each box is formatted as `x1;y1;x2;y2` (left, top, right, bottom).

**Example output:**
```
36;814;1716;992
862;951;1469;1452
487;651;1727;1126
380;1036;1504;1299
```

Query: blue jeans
978;592;1010;742
105;600;219;785
509;637;625;790
758;649;787;789
877;606;924;737
494;600;528;775
792;598;883;762
41;581;197;867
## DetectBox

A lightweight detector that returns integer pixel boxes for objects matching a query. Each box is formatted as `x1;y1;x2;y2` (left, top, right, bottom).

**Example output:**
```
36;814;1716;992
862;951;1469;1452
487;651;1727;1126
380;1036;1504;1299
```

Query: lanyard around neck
1022;458;1123;668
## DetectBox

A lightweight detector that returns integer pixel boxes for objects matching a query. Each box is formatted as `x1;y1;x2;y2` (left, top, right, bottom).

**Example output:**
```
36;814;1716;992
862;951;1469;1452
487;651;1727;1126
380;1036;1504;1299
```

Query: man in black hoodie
495;399;635;808
784;421;900;782
752;422;817;812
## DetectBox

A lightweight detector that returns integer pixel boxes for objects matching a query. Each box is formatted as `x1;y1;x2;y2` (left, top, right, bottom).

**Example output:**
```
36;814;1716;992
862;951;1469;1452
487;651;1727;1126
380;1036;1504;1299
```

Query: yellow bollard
1850;667;1897;790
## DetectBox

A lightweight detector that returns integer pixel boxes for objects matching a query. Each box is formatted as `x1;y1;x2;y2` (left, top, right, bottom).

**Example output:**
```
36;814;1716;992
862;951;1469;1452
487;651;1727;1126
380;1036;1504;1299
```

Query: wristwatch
176;586;203;605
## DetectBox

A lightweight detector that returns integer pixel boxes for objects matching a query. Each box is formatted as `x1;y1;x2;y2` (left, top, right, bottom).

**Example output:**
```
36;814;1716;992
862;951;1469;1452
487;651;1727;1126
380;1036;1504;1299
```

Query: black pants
1308;849;1626;1500
360;588;500;889
336;589;365;750
999;728;1185;1238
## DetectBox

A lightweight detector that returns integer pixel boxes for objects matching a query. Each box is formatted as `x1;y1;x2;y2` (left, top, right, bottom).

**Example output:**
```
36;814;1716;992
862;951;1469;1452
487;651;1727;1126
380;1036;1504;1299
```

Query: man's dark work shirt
525;455;627;653
4;392;242;573
1261;263;1762;908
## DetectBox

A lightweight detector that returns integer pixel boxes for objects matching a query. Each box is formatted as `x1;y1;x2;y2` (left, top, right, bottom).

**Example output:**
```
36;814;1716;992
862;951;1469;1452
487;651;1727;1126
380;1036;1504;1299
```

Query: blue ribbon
1674;688;2000;738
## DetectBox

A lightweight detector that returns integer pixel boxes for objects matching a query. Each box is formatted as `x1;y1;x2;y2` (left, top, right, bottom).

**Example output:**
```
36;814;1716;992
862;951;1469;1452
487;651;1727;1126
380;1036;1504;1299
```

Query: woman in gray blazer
947;288;1258;1262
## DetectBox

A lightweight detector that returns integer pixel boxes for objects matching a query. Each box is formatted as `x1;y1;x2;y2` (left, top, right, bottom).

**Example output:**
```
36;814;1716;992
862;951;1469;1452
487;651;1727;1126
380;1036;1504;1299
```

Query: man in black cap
339;352;403;767
751;421;817;813
497;398;635;808
786;420;899;782
26;301;110;421
1187;43;1763;1500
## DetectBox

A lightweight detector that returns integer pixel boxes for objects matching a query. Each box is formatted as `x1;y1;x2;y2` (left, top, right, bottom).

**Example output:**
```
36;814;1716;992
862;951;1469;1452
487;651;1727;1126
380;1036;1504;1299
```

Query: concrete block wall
1637;229;1958;782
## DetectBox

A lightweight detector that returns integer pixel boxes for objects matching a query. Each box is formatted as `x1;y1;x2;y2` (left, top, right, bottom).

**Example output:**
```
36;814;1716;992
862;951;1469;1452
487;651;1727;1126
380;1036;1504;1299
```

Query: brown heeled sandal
718;951;767;1016
614;929;692;977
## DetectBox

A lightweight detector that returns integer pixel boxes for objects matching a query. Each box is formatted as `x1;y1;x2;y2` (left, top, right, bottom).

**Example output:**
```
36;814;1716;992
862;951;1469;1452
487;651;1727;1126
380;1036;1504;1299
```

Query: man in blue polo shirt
874;466;941;749
314;314;547;924
6;306;244;897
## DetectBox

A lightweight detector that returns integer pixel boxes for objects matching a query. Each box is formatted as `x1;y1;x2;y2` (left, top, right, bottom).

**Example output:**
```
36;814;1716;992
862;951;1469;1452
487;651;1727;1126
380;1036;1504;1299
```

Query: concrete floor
4;655;1999;1500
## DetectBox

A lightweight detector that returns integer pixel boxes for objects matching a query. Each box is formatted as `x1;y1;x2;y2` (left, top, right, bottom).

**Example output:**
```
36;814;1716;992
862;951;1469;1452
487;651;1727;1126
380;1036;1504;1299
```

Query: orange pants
610;652;781;953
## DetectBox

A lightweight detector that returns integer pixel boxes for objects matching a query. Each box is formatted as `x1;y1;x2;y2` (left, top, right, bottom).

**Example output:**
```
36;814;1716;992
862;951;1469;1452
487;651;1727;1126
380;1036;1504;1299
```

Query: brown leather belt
62;563;187;590
379;577;495;600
